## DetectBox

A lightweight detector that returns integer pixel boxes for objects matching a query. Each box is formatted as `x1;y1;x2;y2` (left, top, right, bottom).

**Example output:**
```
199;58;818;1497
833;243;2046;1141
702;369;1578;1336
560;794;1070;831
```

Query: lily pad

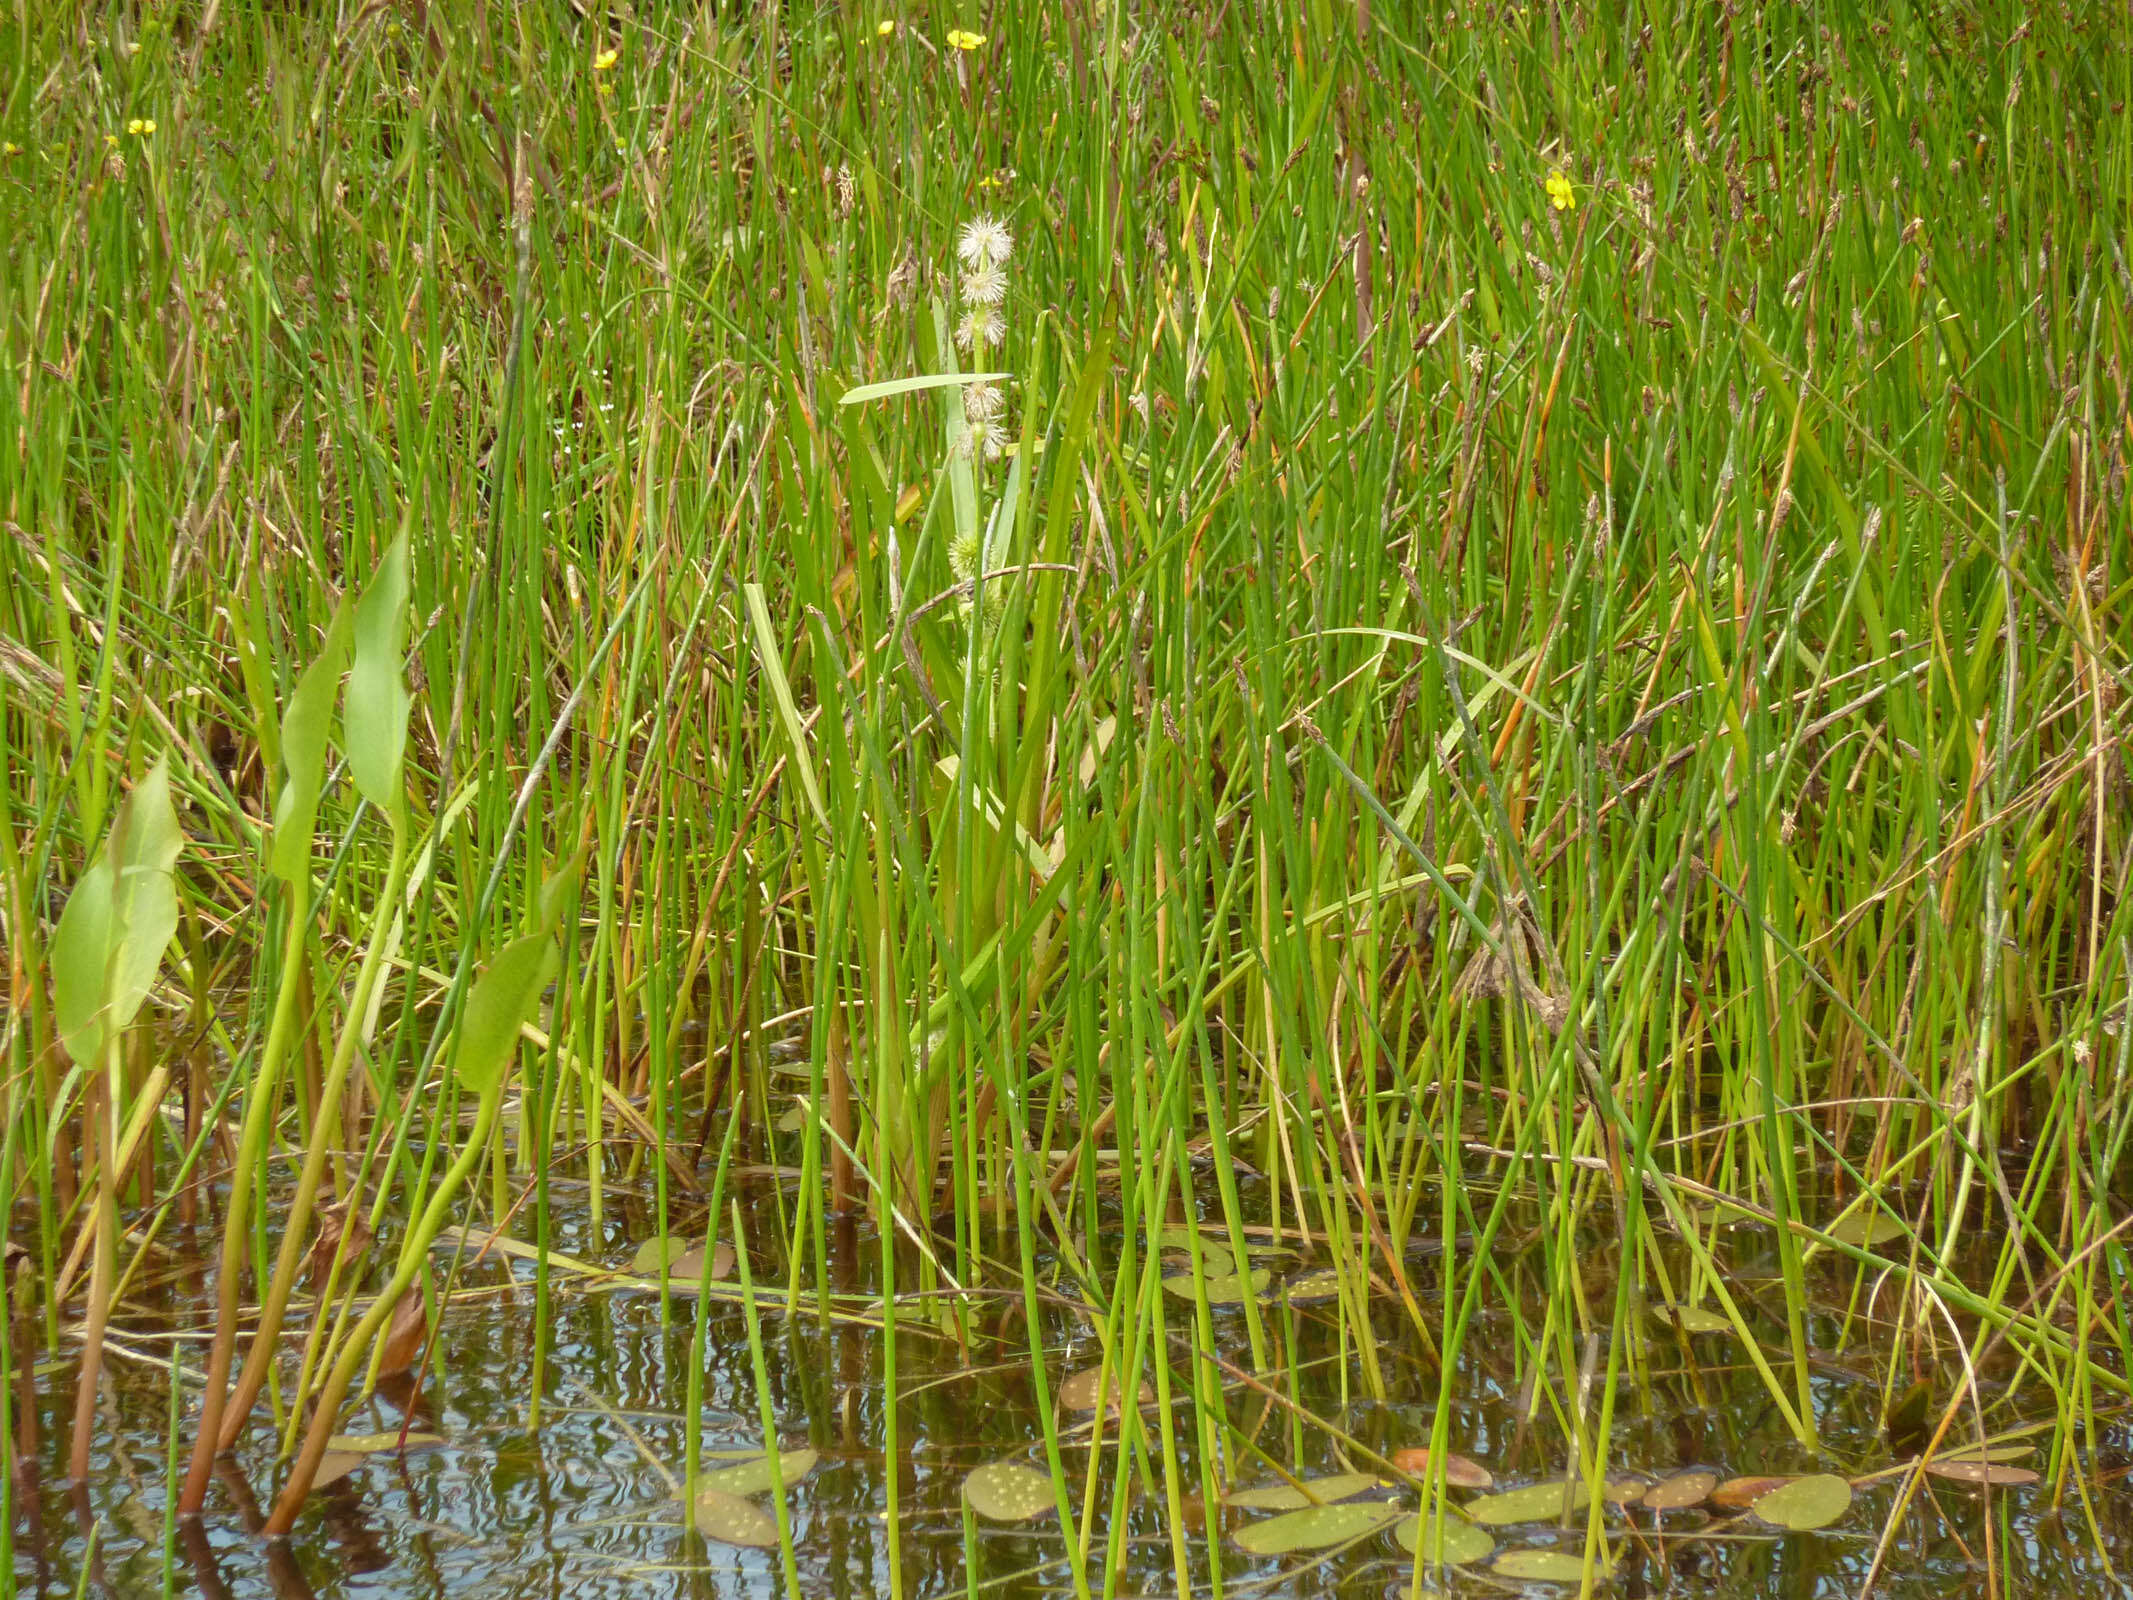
1388;1447;1494;1489
1712;1474;1796;1510
688;1447;818;1497
1463;1480;1591;1525
1657;1303;1733;1334
1057;1365;1155;1413
1643;1469;1717;1510
1279;1268;1348;1304
1224;1471;1380;1510
630;1235;690;1275
1924;1460;2040;1487
691;1486;779;1547
1493;1547;1613;1583
1602;1472;1648;1506
1826;1211;1910;1248
1392;1511;1494;1566
1162;1267;1271;1304
667;1241;738;1286
1750;1473;1853;1530
1231;1499;1400;1554
962;1462;1059;1522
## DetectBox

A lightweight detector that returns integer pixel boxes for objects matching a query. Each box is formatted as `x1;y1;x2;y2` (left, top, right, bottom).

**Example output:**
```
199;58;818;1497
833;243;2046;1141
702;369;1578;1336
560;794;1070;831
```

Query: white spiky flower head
955;307;1005;352
957;214;1013;270
961;262;1008;307
963;379;1005;423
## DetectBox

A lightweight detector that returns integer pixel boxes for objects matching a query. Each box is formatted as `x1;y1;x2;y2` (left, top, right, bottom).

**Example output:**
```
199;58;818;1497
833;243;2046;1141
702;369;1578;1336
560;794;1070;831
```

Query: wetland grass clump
2;3;2130;1597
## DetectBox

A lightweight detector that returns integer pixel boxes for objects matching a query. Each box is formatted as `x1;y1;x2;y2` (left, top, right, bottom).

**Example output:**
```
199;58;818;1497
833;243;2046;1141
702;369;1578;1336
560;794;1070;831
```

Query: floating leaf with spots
689;1448;818;1497
1389;1447;1494;1490
1463;1480;1591;1525
1750;1474;1852;1530
1230;1499;1400;1554
1224;1471;1380;1510
1644;1469;1717;1510
1392;1511;1493;1566
692;1486;780;1546
1493;1546;1613;1583
962;1462;1059;1522
1057;1365;1154;1412
1924;1460;2040;1487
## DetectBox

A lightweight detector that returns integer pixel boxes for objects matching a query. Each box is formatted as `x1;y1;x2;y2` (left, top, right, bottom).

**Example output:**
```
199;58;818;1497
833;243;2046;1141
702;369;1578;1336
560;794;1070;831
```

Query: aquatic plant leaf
1493;1547;1612;1583
1657;1303;1733;1334
346;533;411;810
631;1236;690;1275
667;1241;738;1285
692;1486;779;1546
1462;1480;1591;1525
1230;1499;1399;1554
1883;1379;1932;1453
1936;1443;2035;1464
962;1462;1058;1522
1711;1474;1796;1510
269;600;353;886
1057;1365;1154;1412
326;1431;445;1453
1750;1474;1852;1530
311;1451;365;1492
53;759;183;1067
690;1448;818;1497
1826;1211;1909;1248
1643;1470;1717;1510
1224;1472;1380;1510
455;926;562;1098
1389;1447;1493;1489
1161;1267;1270;1304
1279;1268;1347;1304
1392;1511;1493;1565
1924;1460;2039;1487
1602;1473;1648;1506
377;1287;428;1378
1156;1228;1236;1279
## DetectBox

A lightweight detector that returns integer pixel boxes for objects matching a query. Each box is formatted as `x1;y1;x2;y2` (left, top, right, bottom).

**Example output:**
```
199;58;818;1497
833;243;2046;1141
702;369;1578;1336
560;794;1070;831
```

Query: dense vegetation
2;1;2129;1593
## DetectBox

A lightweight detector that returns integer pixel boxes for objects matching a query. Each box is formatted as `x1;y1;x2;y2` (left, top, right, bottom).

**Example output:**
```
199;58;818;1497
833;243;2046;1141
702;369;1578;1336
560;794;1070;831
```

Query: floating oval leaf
311;1451;365;1492
692;1486;779;1546
325;1431;446;1454
1750;1473;1852;1530
1279;1268;1348;1304
1224;1472;1380;1510
1388;1447;1493;1490
690;1448;818;1497
1826;1211;1910;1248
1231;1499;1399;1554
1162;1267;1270;1304
1924;1460;2040;1487
1493;1547;1612;1583
1392;1511;1494;1566
1657;1303;1733;1335
1644;1470;1717;1510
962;1462;1058;1522
1058;1366;1154;1413
1712;1474;1796;1511
631;1236;690;1275
1603;1473;1648;1506
1463;1480;1591;1525
668;1241;738;1286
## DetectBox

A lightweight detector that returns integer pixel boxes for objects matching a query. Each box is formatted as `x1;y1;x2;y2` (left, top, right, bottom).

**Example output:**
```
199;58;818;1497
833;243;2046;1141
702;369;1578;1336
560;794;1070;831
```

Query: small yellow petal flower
1545;169;1574;211
105;133;119;148
2;142;18;156
594;47;618;70
946;28;985;50
877;18;896;35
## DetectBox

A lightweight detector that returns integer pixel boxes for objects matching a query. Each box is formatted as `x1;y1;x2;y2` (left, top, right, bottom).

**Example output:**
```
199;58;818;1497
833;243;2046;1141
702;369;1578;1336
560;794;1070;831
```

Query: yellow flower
104;133;120;148
946;27;985;50
128;117;156;136
877;18;896;34
1545;169;1574;211
1;142;18;156
594;47;618;70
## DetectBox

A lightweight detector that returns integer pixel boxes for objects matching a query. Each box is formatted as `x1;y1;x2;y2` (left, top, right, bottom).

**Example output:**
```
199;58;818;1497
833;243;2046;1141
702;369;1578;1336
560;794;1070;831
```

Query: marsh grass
2;0;2131;1594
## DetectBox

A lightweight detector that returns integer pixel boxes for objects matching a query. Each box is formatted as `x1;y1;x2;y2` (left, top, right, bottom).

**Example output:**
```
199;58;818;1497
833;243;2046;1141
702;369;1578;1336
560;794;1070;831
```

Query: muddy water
9;1174;2130;1598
